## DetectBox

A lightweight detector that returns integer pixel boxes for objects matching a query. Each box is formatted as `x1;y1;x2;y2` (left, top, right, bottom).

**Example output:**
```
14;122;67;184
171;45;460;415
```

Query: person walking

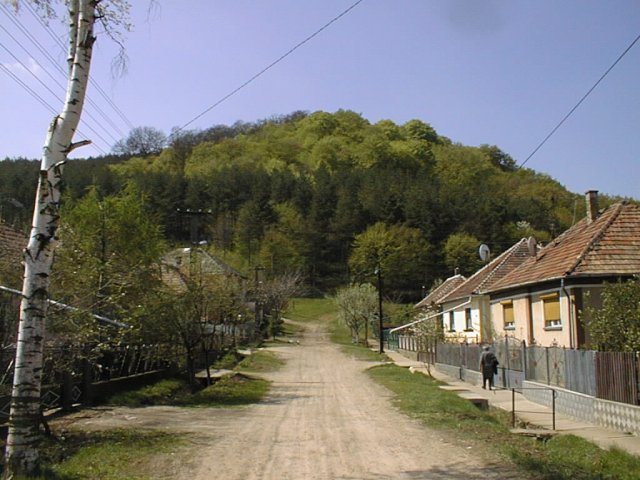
480;345;499;390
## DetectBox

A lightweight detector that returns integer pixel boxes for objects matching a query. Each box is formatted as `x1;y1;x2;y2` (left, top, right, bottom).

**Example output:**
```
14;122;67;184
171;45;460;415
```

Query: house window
502;301;514;329
448;311;455;332
465;308;473;331
541;293;561;328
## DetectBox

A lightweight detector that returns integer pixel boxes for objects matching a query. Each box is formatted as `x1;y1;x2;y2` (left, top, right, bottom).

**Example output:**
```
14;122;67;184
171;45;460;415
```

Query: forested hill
0;110;621;299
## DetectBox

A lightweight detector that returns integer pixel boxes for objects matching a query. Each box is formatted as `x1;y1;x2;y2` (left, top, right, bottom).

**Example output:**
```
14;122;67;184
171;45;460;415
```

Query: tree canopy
0;110;606;299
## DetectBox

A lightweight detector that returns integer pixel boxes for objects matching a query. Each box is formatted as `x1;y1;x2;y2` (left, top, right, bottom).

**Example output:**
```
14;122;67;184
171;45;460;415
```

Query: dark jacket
480;350;498;377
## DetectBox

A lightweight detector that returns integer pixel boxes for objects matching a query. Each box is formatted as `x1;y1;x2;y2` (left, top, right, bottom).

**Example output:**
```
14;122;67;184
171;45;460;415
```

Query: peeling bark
3;1;97;476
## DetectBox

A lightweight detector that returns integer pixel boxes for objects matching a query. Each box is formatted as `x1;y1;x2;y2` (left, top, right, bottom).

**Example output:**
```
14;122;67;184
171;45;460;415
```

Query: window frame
464;307;473;331
541;292;562;329
502;300;515;330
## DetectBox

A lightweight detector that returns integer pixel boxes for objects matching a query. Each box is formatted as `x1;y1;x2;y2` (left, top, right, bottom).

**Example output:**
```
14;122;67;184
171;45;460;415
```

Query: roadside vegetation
107;349;280;408
324;315;640;479
7;349;283;478
284;297;337;323
368;364;640;479
12;430;183;480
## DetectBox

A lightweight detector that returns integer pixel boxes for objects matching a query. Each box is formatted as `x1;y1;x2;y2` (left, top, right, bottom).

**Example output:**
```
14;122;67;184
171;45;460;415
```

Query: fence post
546;347;551;385
61;371;74;411
521;340;527;380
81;358;93;406
505;335;510;388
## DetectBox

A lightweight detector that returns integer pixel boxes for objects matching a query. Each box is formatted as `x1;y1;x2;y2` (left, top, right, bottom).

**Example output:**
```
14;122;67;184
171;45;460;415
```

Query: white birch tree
3;1;130;476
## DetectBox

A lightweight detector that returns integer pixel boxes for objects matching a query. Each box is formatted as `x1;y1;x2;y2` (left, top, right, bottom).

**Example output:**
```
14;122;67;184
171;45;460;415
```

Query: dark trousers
482;372;494;389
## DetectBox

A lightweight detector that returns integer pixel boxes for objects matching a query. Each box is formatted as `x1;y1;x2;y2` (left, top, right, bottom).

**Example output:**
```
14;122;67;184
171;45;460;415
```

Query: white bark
4;1;96;475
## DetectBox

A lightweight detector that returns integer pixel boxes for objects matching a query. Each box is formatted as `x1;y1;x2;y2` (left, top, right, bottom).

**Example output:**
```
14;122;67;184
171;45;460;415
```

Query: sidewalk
384;349;640;457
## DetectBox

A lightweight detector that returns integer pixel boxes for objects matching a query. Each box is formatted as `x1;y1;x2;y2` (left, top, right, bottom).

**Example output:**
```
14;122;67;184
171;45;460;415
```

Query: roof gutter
390;299;472;334
0;285;129;329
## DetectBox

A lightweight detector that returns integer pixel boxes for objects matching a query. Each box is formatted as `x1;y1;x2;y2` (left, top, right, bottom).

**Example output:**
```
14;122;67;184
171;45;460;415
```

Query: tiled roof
161;247;246;290
0;221;26;259
415;274;466;309
486;202;640;293
0;221;27;287
440;238;532;303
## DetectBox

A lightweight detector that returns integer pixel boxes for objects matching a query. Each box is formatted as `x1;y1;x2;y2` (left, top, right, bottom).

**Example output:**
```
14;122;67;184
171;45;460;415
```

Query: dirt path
63;322;524;479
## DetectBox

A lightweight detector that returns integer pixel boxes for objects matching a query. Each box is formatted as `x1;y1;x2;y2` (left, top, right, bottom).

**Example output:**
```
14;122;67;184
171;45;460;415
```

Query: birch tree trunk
4;1;96;476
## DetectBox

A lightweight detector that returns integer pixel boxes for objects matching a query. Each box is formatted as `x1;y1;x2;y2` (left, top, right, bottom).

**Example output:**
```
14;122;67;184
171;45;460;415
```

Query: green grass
329;315;387;362
107;375;270;408
368;363;640;479
107;349;282;408
236;350;285;372
9;429;183;479
106;378;190;407
179;375;270;406
284;297;337;323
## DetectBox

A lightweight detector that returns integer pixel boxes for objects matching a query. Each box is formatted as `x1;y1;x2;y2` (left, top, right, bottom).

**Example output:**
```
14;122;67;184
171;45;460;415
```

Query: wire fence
394;333;640;406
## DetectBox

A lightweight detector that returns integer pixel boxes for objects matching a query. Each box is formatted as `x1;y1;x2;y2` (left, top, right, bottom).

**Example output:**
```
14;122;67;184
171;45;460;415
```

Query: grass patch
236;350;285;373
368;364;504;434
285;297;337;323
107;374;270;408
14;429;183;479
178;375;270;407
328;316;387;362
107;379;190;407
368;363;640;479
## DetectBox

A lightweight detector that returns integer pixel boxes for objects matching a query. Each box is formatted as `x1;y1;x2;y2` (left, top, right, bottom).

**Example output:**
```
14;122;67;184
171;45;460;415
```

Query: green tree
586;277;640;351
334;283;378;344
349;222;431;301
4;1;130;475
54;185;166;324
443;233;482;276
259;203;309;275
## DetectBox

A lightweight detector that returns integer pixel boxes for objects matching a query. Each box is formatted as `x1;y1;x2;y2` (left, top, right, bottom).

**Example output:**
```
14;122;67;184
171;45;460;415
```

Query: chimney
585;190;599;223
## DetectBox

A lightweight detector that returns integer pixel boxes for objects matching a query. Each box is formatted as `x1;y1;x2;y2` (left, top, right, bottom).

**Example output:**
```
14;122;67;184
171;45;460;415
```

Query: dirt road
67;322;523;479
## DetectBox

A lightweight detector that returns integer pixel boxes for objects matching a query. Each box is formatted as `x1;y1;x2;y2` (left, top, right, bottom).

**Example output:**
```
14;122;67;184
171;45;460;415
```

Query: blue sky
0;1;639;199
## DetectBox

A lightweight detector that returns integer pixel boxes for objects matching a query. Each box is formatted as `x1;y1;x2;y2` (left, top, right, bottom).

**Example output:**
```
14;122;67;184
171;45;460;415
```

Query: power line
520;32;640;168
0;4;123;153
171;0;365;138
0;62;58;114
23;1;134;132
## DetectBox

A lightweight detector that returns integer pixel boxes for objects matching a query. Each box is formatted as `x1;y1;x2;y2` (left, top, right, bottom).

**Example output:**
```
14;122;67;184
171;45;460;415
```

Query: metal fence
0;343;184;422
396;333;640;406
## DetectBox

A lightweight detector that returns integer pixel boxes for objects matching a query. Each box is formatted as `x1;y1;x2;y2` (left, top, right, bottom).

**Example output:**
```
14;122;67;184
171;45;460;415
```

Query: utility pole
375;262;384;354
254;265;265;334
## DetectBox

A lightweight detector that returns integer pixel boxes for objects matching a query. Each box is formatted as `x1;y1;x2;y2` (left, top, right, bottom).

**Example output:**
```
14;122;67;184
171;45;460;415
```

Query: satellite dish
479;244;491;262
527;236;538;257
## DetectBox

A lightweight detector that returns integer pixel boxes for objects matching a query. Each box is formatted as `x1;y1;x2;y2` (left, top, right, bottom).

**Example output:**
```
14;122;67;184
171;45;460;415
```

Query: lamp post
375;262;384;354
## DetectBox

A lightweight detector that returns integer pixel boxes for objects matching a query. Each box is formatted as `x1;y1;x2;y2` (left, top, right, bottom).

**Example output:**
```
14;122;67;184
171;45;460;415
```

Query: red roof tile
487;202;640;293
441;238;532;302
415;274;466;309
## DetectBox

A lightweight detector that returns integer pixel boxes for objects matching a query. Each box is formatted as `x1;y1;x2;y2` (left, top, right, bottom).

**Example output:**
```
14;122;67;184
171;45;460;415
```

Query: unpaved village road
64;322;525;479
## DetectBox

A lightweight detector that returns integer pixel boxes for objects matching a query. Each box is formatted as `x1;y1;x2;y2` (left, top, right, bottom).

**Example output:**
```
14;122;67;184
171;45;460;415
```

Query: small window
502;301;514;329
448;311;455;332
465;308;473;331
542;293;561;328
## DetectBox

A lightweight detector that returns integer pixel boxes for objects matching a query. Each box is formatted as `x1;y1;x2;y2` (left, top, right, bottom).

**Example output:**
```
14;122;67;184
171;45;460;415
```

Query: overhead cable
520;32;640;167
171;0;365;139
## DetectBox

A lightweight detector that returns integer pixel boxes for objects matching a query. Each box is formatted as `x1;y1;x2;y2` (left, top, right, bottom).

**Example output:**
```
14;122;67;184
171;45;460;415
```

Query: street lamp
375;262;384;354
